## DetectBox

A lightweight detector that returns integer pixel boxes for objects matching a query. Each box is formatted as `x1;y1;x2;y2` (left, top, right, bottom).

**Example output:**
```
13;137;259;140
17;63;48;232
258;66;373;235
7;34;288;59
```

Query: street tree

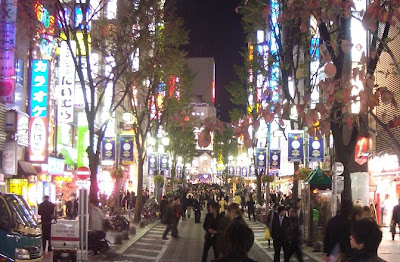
116;0;190;222
52;0;132;202
165;111;197;192
233;0;400;200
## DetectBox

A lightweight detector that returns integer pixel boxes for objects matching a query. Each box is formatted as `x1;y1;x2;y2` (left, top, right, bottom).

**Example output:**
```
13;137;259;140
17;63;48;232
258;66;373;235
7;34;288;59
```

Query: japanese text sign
0;0;17;22
0;50;14;76
30;60;49;117
0;77;14;103
58;41;76;123
0;22;16;50
29;116;48;163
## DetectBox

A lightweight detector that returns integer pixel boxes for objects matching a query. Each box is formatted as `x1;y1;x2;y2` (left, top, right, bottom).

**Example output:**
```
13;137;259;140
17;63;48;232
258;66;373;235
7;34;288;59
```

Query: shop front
369;153;400;226
302;168;332;244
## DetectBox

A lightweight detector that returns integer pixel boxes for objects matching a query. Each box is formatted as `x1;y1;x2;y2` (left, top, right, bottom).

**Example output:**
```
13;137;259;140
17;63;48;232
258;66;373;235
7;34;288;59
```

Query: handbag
390;223;396;234
264;228;271;240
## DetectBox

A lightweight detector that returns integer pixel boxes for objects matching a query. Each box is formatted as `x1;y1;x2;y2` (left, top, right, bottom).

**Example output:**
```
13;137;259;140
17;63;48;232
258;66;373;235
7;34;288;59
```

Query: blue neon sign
30;60;49;117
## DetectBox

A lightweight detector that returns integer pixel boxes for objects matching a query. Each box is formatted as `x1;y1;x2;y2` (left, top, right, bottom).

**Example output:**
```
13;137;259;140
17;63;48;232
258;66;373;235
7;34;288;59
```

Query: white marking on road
124;253;156;260
134;242;163;247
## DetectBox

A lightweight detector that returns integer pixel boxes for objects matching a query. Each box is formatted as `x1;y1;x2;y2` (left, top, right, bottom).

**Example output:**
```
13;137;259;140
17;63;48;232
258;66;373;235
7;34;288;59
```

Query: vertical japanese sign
288;131;304;162
76;125;88;167
255;148;267;168
29;60;49;163
148;153;158;175
0;0;17;103
30;60;49;116
308;136;324;162
101;137;115;161
269;149;281;169
160;153;170;171
120;136;134;164
58;41;76;123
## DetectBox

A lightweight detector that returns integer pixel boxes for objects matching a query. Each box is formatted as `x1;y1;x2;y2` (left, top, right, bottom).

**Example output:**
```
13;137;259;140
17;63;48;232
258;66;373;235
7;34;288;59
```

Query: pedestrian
219;196;228;216
160;195;168;224
88;200;106;255
129;192;136;210
391;198;400;240
226;203;245;223
202;202;222;262
211;220;256;262
323;199;353;261
288;208;304;262
247;194;256;221
241;194;246;213
181;194;187;219
271;206;290;262
123;191;130;210
266;204;278;248
187;195;193;218
194;195;202;223
65;193;78;220
38;195;56;252
346;218;385;262
162;198;180;239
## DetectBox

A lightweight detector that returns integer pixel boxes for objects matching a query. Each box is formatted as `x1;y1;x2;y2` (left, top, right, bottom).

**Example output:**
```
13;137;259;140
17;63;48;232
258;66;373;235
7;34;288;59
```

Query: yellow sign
9;179;28;195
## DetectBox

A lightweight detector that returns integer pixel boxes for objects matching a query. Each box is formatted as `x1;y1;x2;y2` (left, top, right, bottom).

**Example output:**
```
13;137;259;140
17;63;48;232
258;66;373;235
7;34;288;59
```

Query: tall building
186;58;216;180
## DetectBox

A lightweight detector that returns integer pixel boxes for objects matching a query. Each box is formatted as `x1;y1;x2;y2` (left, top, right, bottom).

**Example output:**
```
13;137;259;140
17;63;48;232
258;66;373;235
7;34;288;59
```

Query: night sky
176;0;245;122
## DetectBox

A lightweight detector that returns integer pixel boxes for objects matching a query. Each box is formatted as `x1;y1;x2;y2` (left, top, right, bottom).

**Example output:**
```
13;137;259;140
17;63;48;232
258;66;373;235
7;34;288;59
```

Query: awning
18;161;37;176
304;168;331;189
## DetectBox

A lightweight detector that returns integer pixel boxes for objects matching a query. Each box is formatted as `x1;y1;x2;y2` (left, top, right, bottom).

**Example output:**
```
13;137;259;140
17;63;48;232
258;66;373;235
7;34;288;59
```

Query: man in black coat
160;195;168;224
271;206;290;262
65;194;78;220
323;199;353;260
162;198;179;239
202;202;221;262
38;196;55;252
391;198;400;240
193;196;201;223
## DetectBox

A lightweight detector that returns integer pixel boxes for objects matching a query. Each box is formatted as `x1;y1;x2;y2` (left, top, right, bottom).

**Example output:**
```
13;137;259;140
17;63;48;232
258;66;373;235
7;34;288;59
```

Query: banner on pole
269;149;281;169
308;135;324;162
288;131;304;162
255;148;267;168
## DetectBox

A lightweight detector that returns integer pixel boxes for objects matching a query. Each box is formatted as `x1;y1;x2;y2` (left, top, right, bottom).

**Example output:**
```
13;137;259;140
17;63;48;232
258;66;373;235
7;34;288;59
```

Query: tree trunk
89;151;99;203
133;158;144;223
292;162;300;200
256;171;262;205
171;162;176;193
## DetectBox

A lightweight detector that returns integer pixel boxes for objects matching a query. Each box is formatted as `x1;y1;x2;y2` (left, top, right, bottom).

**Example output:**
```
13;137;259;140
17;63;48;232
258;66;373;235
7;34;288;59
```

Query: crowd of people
36;183;390;261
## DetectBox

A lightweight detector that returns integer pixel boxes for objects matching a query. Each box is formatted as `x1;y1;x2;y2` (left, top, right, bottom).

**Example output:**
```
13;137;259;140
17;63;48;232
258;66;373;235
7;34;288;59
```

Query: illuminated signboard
29;116;48;163
29;60;49;163
58;41;76;123
30;60;49;117
34;1;56;60
75;6;92;30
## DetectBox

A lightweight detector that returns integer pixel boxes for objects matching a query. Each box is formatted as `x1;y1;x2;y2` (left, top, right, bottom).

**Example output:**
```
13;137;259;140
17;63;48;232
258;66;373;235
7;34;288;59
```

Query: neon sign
34;1;55;35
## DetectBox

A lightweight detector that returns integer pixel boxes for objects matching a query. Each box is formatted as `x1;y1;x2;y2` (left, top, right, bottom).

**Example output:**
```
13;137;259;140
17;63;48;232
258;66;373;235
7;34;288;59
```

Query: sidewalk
43;219;160;262
378;226;400;262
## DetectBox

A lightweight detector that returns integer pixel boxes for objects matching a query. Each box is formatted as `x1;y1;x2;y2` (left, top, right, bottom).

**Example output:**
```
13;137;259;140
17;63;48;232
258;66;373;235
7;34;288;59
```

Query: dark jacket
65;200;78;219
160;199;168;214
288;216;301;243
203;213;221;239
324;214;352;257
271;215;290;243
164;205;178;224
392;205;400;223
38;200;55;224
246;199;255;211
346;250;386;262
193;199;201;211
